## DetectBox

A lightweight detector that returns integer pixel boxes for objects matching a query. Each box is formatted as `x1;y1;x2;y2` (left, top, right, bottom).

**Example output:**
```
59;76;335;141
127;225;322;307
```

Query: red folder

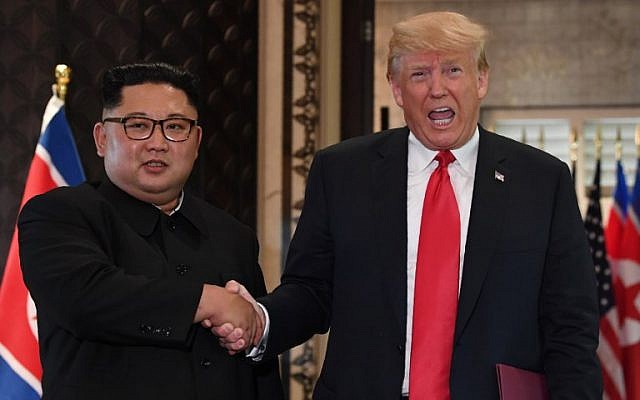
496;363;549;400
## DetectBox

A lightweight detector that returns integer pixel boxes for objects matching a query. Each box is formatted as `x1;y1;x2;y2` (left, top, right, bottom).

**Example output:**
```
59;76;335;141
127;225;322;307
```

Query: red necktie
410;150;460;399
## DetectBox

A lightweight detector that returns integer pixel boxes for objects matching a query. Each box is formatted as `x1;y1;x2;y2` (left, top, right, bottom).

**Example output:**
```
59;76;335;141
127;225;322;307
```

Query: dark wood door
341;0;375;139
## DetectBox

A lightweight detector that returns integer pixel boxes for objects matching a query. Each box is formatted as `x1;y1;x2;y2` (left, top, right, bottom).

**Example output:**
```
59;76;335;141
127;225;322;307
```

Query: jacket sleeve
540;164;603;399
259;151;333;357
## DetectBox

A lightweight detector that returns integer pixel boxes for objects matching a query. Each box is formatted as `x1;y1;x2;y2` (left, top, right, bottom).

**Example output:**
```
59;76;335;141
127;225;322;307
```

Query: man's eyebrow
120;112;192;118
441;58;461;65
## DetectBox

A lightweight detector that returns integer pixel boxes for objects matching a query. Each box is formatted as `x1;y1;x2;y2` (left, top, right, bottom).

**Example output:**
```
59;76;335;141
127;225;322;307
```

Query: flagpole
569;127;578;184
54;64;71;101
614;125;622;162
635;124;640;158
595;125;602;162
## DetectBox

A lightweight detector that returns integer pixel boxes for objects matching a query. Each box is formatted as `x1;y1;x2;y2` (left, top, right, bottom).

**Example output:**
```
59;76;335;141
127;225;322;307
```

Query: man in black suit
215;11;602;400
18;63;283;400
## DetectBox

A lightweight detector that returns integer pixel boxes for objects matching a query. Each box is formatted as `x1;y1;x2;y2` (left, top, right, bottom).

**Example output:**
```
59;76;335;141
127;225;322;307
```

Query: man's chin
416;130;460;150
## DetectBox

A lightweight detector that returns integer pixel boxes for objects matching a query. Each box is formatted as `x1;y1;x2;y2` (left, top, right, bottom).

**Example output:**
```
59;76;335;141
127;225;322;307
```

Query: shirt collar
153;191;184;216
408;126;479;176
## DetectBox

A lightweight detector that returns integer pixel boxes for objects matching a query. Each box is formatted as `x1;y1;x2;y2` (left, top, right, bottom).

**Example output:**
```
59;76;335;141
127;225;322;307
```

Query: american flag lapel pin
494;170;505;182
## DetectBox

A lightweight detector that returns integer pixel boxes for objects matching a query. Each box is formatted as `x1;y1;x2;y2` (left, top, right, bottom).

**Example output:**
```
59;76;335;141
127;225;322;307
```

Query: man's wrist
246;302;270;360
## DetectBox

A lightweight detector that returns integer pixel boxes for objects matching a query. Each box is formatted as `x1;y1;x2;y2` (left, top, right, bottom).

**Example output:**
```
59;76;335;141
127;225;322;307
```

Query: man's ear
477;68;490;100
194;125;203;160
93;122;106;158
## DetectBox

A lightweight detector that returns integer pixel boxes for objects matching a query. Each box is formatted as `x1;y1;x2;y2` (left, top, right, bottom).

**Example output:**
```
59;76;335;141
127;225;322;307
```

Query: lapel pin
494;170;505;182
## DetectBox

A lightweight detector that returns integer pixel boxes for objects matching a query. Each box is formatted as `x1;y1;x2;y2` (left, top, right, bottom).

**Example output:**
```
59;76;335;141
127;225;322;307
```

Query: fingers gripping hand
195;284;258;352
225;280;265;345
204;321;246;353
209;280;265;354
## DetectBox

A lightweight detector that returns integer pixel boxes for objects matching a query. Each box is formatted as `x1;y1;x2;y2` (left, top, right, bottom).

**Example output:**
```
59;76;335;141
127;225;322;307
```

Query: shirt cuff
246;302;270;360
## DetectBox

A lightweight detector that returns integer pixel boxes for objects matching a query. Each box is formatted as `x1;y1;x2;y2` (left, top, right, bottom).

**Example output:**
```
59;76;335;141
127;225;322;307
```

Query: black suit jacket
18;180;283;400
260;126;601;399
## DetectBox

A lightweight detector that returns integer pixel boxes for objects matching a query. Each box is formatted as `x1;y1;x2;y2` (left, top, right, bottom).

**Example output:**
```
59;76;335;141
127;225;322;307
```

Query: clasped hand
195;281;264;355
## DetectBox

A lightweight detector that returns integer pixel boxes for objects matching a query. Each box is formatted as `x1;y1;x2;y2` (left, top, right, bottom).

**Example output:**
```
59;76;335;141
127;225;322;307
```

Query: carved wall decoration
291;1;320;211
282;0;321;399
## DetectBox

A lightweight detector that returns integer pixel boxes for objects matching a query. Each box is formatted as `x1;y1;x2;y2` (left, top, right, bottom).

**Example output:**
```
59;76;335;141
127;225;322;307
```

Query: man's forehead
112;84;196;112
403;50;473;66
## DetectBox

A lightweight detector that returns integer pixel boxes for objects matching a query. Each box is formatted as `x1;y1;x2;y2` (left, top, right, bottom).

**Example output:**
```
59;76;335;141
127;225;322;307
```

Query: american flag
586;159;626;400
0;85;85;399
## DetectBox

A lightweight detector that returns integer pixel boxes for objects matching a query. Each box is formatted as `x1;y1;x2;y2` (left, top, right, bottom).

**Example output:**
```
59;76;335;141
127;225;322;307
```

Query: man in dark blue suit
216;11;602;399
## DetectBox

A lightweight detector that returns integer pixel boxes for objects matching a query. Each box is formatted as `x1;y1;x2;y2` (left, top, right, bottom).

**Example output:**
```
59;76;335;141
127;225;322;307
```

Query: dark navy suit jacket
260;126;601;399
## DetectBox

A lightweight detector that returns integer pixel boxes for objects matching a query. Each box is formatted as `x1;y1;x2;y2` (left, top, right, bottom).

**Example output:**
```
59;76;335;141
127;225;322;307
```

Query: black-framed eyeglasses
102;116;198;142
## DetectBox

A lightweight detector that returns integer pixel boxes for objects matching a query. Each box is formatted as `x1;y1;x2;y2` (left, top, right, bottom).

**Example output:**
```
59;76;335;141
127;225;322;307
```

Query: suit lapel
372;128;409;336
454;128;510;342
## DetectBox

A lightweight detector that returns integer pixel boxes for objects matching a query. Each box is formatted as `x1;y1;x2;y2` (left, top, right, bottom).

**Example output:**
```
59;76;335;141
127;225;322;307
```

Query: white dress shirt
402;128;479;394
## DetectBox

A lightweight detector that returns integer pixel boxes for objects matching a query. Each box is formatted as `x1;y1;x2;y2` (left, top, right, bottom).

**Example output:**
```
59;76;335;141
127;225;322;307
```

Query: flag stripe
38;109;84;185
0;343;41;397
606;161;629;260
20;153;59;208
0;233;40;387
601;311;623;360
599;318;626;399
35;145;67;188
623;345;640;399
0;355;40;400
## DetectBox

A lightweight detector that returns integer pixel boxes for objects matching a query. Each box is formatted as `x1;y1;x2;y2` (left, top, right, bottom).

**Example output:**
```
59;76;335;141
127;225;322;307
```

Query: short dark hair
101;62;200;111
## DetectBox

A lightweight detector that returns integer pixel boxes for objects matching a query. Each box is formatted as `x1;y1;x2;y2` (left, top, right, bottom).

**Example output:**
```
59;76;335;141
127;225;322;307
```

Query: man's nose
430;73;447;97
146;123;169;148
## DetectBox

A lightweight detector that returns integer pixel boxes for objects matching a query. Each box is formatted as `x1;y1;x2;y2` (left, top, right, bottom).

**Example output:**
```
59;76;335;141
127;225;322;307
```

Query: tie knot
436;150;455;167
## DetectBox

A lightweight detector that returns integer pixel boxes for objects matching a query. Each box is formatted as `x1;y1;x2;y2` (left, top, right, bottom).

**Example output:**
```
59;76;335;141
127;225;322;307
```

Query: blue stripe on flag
629;159;640;218
38;108;85;186
614;160;629;216
0;357;40;400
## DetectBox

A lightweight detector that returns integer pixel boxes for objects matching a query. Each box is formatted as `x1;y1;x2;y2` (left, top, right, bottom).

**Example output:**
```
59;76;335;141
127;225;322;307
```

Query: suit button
397;344;405;352
139;324;153;334
151;327;172;336
176;264;190;276
200;358;212;368
167;219;176;231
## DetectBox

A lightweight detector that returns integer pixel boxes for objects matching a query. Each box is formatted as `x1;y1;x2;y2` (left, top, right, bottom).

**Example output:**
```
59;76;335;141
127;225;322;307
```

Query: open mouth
428;107;455;127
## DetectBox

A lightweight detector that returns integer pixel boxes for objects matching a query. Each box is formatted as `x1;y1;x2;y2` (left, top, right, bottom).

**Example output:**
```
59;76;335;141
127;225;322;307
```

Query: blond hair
387;11;489;78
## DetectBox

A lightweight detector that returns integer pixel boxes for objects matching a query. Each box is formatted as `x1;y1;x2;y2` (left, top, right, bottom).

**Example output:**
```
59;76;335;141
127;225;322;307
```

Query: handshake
193;280;263;355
